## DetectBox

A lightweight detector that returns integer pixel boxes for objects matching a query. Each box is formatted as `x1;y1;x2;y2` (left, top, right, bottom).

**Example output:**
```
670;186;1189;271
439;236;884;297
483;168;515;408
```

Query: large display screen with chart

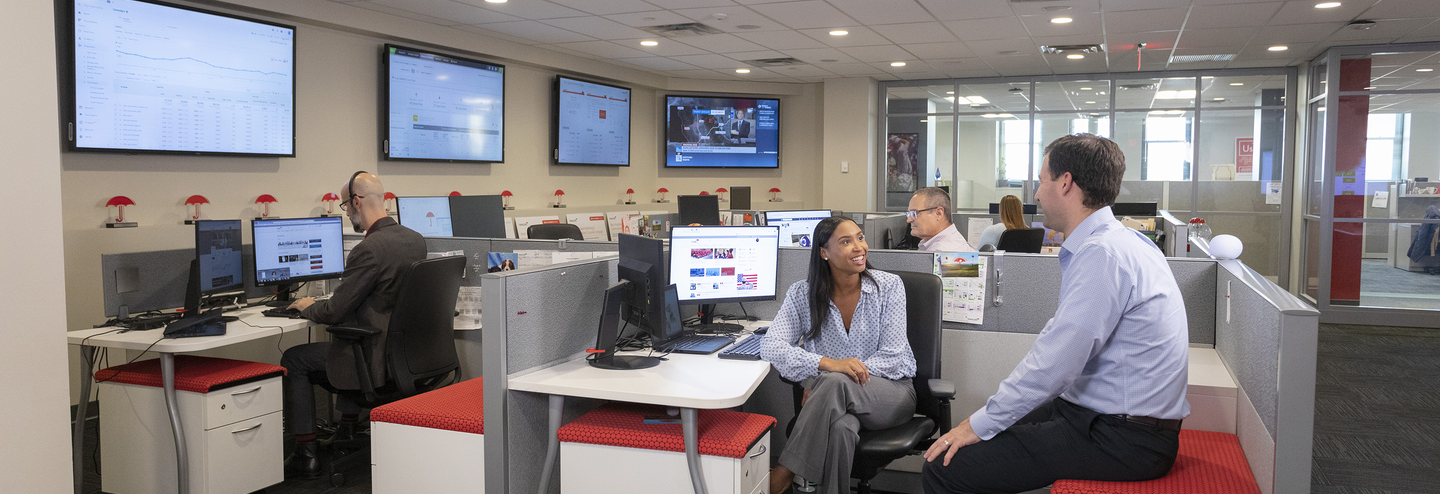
385;44;505;162
68;0;296;156
554;76;630;166
664;95;779;168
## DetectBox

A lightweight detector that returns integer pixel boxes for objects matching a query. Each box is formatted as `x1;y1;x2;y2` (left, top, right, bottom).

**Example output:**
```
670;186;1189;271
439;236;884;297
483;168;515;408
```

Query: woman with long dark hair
759;216;917;494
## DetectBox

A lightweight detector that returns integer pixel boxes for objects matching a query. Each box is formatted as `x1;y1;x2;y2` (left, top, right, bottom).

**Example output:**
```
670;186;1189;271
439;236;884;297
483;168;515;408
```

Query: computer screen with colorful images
668;226;780;305
763;210;832;247
252;217;345;304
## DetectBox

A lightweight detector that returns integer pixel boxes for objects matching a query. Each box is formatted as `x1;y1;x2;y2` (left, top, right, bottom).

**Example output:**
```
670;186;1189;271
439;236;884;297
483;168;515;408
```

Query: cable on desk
238;317;289;355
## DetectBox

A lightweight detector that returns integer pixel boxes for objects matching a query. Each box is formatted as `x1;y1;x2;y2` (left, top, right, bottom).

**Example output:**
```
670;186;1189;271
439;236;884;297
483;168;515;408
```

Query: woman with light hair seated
977;195;1027;250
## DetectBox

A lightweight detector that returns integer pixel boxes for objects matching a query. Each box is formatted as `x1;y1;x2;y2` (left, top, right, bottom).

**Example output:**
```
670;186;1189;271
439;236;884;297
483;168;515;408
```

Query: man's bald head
340;172;389;233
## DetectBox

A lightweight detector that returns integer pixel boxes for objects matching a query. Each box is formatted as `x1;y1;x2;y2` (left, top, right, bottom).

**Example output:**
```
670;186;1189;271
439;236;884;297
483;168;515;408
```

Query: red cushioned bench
369;376;485;494
97;356;286;494
1052;430;1261;494
558;403;775;494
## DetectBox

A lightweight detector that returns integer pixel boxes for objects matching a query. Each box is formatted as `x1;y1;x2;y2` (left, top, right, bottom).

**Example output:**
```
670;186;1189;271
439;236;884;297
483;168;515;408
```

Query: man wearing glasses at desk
908;187;975;252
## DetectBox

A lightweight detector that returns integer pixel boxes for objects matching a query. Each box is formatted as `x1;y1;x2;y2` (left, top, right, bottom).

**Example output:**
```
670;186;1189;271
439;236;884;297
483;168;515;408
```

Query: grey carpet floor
1360;259;1440;310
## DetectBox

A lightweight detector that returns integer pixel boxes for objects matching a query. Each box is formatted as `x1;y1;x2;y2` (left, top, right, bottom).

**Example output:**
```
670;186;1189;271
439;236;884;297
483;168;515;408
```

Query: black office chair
323;255;466;486
996;228;1045;253
783;270;954;494
527;223;585;240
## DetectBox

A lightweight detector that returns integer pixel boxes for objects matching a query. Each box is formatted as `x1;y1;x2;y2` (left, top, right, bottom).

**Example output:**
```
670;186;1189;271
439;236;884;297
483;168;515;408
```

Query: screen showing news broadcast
665;95;778;168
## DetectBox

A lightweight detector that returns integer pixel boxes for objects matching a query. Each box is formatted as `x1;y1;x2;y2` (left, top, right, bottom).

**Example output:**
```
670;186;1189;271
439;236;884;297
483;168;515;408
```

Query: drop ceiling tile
822;62;886;75
452;24;533;44
1227;58;1295;68
666;68;728;79
769;64;838;77
1250;22;1345;44
370;0;518;25
615;56;702;70
350;2;453;25
900;42;976;60
965;38;1041;57
552;40;654;58
1176;27;1262;48
1103;8;1188;34
1033;35;1108;48
797;27;893;47
748;1;857;30
826;0;935;25
618;38;710;56
472;20;594;43
1009;0;1099;16
1401;19;1440;39
546;0;660;15
1185;2;1283;29
725;49;790;60
643;0;736;8
681;33;769;53
671;6;790;32
944;67;1002;78
778;47;860;64
1099;0;1192;12
869;22;958;45
1234;42;1314;60
604;10;694;27
671;53;746;69
541;16;656;38
1328;18;1436;41
459;0;589;20
734;30;830;49
994;64;1053;76
916;0;1014;21
981;55;1048;69
1106;31;1181;51
842;45;916;63
1270;0;1374;26
1358;0;1440;20
1020;13;1105;36
941;17;1028;42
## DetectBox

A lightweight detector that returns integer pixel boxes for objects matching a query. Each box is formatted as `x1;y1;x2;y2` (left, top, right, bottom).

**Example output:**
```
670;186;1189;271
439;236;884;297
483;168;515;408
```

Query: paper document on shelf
566;213;610;241
606;211;639;239
1372;191;1389;208
454;286;482;330
552;251;595;264
514;250;552;269
720;211;733;226
933;252;986;325
513;216;562;239
967;218;992;247
505;218;516;239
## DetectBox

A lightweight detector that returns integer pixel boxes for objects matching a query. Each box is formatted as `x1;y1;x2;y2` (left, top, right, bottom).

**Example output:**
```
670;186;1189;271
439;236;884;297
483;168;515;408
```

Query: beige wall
1;0;76;491
821;77;875;212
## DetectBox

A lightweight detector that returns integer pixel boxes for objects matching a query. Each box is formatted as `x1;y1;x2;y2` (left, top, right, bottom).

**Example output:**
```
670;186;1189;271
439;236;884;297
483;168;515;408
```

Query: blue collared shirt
968;207;1190;440
760;270;916;382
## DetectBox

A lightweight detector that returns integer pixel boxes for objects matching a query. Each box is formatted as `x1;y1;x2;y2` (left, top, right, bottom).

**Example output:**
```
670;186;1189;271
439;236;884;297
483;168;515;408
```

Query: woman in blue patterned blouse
760;216;917;494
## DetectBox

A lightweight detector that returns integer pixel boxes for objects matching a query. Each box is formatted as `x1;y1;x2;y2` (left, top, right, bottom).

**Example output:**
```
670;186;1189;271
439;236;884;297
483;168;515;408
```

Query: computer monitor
617;233;667;335
449;195;508;238
668;226;780;332
677;195;722;226
989;203;1038;215
252;217;346;305
194;220;243;295
730;186;751;210
762;210;832;247
396;196;454;237
587;280;660;370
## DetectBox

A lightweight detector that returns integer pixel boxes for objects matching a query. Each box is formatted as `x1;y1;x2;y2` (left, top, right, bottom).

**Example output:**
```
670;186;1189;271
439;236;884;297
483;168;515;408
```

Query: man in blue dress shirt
921;133;1190;493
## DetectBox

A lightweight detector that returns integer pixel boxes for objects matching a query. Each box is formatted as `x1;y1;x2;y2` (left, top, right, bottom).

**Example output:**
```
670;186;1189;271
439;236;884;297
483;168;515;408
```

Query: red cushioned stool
559;403;775;494
96;356;286;494
1051;430;1261;494
370;376;485;494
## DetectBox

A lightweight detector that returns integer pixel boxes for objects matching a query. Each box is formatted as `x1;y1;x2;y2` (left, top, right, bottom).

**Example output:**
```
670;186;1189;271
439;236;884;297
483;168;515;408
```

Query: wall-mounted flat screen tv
66;0;296;156
664;95;779;168
554;76;631;166
384;44;504;162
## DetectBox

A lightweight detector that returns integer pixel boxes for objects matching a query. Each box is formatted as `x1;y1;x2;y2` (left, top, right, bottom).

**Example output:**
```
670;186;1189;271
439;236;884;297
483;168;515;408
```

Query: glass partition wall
1304;43;1440;325
880;68;1296;284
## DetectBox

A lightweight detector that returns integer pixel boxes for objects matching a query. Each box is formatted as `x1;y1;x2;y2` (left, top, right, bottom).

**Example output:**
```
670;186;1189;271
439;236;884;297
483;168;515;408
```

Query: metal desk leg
161;353;190;494
681;407;709;494
74;345;94;494
538;394;564;494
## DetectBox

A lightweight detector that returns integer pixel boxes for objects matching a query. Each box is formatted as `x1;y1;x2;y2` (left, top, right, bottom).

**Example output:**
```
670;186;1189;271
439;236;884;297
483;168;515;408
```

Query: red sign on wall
1236;138;1254;174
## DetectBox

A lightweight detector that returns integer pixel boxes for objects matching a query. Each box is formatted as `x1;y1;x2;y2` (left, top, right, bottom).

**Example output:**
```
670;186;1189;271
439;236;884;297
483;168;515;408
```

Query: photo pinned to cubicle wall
487;252;518;273
933;252;986;325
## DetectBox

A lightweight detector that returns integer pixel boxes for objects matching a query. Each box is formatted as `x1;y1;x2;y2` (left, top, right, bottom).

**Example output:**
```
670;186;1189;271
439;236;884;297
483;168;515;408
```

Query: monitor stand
694;303;744;334
265;283;296;307
588;355;661;370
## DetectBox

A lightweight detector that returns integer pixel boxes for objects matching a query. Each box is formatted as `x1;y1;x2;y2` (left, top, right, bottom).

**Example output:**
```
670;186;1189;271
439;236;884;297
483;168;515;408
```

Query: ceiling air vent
639;23;725;37
1170;54;1236;63
743;57;807;68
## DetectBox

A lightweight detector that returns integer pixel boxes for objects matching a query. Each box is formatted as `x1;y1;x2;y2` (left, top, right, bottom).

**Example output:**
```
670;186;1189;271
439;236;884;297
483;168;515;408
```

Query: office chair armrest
927;378;956;400
327;324;381;341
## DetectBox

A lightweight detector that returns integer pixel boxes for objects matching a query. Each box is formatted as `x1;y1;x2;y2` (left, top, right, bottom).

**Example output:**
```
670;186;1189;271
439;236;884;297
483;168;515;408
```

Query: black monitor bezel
662;93;780;169
617;233;667;334
677;194;722;226
249;217;346;287
382;43;506;163
552;75;632;167
193;219;244;295
667;225;780;305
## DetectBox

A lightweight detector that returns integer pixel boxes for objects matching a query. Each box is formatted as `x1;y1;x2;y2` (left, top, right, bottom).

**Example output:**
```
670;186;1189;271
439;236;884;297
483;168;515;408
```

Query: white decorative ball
1209;234;1244;260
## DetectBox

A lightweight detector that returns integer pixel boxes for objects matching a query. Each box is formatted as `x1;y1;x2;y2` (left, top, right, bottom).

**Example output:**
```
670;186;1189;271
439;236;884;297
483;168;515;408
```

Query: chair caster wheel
330;472;346;487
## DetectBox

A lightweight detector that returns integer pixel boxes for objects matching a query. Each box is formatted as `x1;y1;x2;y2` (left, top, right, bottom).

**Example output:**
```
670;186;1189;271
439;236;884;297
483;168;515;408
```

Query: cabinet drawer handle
749;444;767;458
230;386;263;397
231;423;264;434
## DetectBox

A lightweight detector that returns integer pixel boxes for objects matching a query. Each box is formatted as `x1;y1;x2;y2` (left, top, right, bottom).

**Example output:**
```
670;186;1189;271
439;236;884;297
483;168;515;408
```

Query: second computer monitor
678;194;722;226
397;196;454;237
252;217;346;302
450;195;507;238
668;226;780;304
763;209;832;247
195;219;243;295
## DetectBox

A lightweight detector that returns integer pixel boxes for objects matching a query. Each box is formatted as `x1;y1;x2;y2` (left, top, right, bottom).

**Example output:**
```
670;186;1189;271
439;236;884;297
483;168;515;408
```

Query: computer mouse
220;316;240;323
754;326;769;335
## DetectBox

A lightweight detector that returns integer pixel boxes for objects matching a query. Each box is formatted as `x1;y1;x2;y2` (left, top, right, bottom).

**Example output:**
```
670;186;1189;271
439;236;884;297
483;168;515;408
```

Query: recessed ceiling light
1230;82;1244;86
1051;17;1073;24
735;68;750;73
1090;112;1100;115
1419;68;1435;72
920;119;928;122
967;96;988;104
1214;97;1225;101
890;61;907;67
640;40;658;46
1067;54;1085;59
1268;45;1289;51
829;30;849;36
1315;2;1341;7
1080;87;1092;90
485;0;506;3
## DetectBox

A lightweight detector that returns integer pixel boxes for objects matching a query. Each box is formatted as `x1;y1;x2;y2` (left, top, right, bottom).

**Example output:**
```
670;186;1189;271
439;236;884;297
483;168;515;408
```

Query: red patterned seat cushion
95;355;285;394
1052;430;1260;494
558;403;775;459
370;377;485;435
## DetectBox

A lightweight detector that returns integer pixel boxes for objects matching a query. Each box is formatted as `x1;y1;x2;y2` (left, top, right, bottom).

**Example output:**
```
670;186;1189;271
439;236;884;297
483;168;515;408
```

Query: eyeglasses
906;206;943;219
339;194;364;211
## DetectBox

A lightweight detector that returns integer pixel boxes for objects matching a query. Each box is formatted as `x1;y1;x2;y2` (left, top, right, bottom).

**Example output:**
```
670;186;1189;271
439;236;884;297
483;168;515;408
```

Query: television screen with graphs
384;44;505;163
67;0;296;156
553;76;630;166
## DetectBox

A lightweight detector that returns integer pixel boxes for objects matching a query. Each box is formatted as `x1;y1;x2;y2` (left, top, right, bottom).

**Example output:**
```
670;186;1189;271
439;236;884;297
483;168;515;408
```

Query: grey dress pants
780;371;916;494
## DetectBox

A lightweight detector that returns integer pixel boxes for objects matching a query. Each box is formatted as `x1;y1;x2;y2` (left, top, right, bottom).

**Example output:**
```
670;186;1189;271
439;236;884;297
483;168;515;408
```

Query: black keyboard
661;334;734;354
262;307;304;319
718;334;766;361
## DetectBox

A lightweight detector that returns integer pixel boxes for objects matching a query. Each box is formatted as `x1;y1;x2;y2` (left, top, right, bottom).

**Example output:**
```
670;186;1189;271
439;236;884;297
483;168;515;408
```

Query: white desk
508;321;773;494
68;307;313;494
